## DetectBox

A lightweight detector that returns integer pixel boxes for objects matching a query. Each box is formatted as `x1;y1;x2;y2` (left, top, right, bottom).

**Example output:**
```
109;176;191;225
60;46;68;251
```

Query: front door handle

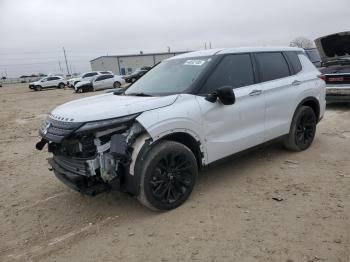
292;80;301;86
249;89;262;96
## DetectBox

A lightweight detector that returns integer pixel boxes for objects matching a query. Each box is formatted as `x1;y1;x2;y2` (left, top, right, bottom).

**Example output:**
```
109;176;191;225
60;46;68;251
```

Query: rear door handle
249;89;262;96
292;80;301;86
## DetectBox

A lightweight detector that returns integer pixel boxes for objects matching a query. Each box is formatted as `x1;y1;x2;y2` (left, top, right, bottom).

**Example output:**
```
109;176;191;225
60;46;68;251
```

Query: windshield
125;57;212;96
305;49;321;63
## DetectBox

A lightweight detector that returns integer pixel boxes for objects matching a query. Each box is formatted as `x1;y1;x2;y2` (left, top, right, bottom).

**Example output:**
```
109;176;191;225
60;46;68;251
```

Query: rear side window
104;74;114;79
201;54;255;94
83;72;98;78
96;75;112;81
100;71;111;74
285;52;302;74
255;52;290;82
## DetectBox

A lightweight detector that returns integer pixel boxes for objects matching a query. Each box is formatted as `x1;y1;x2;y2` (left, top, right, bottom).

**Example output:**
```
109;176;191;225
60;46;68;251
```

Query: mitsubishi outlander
37;47;326;210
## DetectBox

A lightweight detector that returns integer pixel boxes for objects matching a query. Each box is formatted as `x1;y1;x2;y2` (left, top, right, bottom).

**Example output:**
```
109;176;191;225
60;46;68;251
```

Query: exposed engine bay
36;114;147;196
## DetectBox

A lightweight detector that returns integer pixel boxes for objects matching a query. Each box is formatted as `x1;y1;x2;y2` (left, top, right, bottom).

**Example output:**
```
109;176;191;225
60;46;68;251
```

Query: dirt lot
0;83;349;262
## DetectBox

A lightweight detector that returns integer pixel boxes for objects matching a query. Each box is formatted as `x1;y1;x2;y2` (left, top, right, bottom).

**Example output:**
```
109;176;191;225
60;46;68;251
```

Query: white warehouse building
90;51;188;75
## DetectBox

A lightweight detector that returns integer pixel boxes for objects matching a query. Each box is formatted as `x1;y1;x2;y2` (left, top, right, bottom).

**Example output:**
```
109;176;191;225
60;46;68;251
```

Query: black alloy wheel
295;112;316;148
284;106;317;151
150;152;194;205
137;141;197;211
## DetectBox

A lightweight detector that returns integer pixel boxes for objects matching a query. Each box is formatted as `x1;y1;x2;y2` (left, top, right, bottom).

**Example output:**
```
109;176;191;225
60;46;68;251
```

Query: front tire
137;141;198;211
35;85;42;91
58;83;65;89
113;81;121;88
284;106;317;151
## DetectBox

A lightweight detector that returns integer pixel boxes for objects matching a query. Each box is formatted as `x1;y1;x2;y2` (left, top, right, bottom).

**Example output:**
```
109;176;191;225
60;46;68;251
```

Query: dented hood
315;31;350;62
50;93;178;122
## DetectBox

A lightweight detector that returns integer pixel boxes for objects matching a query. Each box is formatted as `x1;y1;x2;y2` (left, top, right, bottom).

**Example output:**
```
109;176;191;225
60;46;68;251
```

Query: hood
50;93;178;122
68;77;80;83
315;31;350;63
75;80;91;88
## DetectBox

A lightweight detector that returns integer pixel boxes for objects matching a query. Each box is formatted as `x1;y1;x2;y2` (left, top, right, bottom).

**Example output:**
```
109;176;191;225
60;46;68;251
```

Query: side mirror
205;86;235;105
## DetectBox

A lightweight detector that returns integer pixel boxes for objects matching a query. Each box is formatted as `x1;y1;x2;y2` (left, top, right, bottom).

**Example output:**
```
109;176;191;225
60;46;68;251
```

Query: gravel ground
0;83;349;262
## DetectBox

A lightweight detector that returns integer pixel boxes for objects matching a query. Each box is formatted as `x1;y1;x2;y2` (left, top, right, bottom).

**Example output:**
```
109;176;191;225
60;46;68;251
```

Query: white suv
67;71;112;88
29;76;66;91
37;47;326;210
74;74;126;93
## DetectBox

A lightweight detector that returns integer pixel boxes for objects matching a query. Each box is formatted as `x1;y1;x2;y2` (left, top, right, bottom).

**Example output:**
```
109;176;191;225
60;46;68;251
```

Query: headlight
75;114;139;133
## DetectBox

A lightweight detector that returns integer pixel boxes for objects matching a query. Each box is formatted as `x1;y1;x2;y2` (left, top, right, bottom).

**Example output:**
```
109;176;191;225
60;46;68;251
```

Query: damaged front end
36;114;145;196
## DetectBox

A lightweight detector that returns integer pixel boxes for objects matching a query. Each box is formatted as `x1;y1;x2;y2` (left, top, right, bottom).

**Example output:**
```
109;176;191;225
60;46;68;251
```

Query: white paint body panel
49;47;326;166
51;93;178;122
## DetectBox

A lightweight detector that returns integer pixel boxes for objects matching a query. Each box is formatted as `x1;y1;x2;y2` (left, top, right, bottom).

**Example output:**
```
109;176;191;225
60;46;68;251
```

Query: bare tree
290;37;314;49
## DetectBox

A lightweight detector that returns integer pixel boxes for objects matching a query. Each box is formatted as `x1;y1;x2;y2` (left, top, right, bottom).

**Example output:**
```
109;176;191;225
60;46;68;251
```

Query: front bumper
326;85;350;102
49;157;110;196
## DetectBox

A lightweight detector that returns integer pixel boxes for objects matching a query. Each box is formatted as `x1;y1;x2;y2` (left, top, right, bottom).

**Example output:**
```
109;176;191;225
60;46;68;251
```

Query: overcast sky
0;0;349;77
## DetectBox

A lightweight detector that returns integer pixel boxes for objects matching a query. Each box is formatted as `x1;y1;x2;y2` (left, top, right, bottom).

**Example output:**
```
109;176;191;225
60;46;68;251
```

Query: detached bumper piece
48;157;110;196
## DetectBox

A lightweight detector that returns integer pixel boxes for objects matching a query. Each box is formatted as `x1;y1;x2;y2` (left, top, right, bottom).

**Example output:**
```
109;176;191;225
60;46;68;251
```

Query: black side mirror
205;86;235;105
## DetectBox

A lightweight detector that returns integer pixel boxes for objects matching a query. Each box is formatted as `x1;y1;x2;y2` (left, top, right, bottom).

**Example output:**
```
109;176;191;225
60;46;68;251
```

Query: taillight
318;74;326;81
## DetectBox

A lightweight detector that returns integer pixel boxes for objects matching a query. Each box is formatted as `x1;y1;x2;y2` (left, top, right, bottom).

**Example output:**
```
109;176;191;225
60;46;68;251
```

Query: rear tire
137;141;197;211
283;106;317;151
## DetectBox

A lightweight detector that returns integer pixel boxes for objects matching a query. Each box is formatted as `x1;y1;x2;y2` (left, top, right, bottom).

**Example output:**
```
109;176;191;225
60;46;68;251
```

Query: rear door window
83;72;98;78
200;54;255;94
255;52;291;82
285;52;302;74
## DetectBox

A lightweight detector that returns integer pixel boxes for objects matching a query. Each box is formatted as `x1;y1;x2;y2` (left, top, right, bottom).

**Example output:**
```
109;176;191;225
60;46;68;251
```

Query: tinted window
95;75;112;81
100;71;111;74
95;76;104;81
255;52;290;82
200;54;255;94
105;74;114;79
285;52;302;74
47;77;59;81
83;72;98;78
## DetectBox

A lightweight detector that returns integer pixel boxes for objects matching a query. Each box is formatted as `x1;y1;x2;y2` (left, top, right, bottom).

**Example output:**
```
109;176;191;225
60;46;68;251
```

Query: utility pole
62;47;70;75
204;42;207;49
58;61;63;73
209;42;212;49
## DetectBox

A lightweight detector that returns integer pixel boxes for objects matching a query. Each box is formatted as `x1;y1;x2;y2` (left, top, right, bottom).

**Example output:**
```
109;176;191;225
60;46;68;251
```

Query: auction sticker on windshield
184;60;206;66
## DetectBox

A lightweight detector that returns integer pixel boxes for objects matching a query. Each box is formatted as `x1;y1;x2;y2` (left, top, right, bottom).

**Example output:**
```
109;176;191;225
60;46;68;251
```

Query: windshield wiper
127;92;153;97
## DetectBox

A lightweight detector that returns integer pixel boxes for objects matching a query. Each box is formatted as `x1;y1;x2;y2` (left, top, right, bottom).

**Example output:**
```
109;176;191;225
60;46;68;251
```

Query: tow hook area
36;138;47;150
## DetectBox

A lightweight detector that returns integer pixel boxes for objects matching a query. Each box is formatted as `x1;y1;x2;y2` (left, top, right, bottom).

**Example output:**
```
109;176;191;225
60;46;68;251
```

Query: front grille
51;155;90;176
325;74;350;85
40;117;83;143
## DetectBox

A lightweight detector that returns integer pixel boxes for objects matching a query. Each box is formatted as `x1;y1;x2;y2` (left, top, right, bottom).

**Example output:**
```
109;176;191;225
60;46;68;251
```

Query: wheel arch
125;129;205;196
295;96;320;122
158;131;204;170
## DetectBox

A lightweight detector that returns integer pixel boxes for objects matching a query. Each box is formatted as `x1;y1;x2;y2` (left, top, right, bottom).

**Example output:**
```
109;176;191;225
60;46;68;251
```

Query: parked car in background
68;71;112;88
304;48;322;68
37;47;325;210
29;76;66;91
123;67;151;83
315;31;350;102
75;74;125;93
